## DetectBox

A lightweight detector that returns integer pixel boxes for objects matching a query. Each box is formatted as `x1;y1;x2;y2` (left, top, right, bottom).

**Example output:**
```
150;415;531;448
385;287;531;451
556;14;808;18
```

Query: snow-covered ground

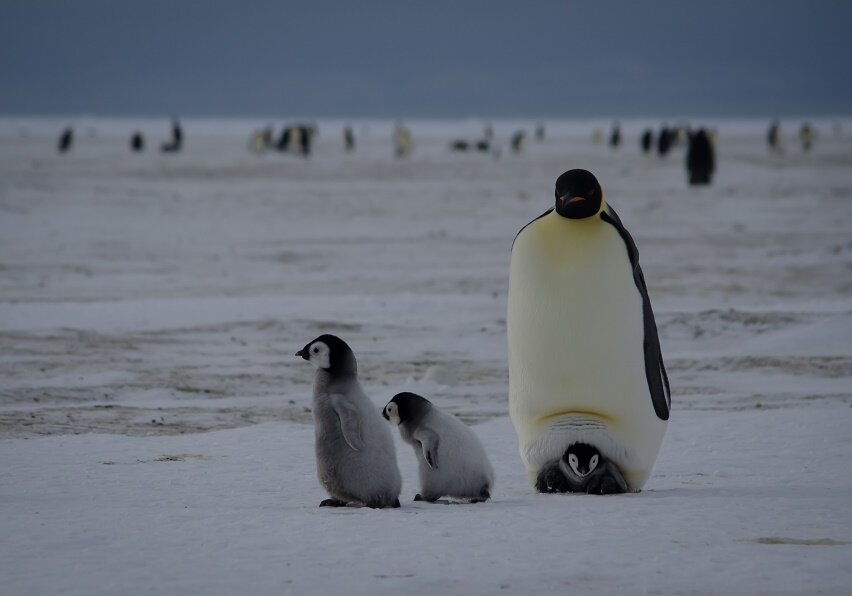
1;116;850;595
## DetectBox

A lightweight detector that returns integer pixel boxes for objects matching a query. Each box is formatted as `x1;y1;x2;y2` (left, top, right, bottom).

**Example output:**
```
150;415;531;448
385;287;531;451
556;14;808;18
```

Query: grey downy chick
383;392;494;503
297;334;402;508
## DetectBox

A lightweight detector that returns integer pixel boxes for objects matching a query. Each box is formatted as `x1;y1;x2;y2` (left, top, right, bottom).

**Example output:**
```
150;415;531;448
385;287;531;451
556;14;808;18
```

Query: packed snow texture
1;117;850;595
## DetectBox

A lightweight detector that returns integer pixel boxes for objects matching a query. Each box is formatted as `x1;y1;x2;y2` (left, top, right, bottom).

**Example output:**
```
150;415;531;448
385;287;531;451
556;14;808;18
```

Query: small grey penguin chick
297;334;401;508
383;392;494;503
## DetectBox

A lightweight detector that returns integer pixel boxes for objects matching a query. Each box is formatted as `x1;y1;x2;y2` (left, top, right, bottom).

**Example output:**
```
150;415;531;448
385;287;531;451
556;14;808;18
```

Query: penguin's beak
558;194;585;209
295;349;306;359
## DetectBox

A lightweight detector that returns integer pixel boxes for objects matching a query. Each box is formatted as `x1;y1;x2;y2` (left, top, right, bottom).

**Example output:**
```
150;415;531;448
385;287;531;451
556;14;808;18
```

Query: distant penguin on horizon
609;123;621;148
640;129;653;153
511;130;526;153
799;123;814;152
394;122;412;158
343;126;355;152
130;132;145;152
657;127;672;156
161;119;183;153
299;124;314;157
249;126;273;153
277;126;292;152
767;120;782;152
57;127;73;153
686;128;715;185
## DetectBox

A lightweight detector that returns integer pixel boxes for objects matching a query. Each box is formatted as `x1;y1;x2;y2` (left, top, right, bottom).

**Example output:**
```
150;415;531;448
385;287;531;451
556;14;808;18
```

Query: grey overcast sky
1;0;849;118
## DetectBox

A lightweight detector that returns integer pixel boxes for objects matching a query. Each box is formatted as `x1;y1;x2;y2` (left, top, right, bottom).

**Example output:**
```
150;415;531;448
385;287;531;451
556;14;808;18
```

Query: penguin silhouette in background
476;122;494;152
299;125;314;157
511;130;526;153
57;127;73;153
249;126;273;153
343;126;355;152
394;122;413;157
609;123;621;148
475;139;491;152
767;120;782;152
161;119;183;153
686;128;715;185
640;129;653;153
799;123;814;152
130;132;145;152
657;127;672;156
276;126;291;152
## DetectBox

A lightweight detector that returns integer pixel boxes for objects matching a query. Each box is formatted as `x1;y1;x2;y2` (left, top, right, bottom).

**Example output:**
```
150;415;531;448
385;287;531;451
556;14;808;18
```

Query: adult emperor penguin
507;168;670;493
297;334;402;508
383;392;494;503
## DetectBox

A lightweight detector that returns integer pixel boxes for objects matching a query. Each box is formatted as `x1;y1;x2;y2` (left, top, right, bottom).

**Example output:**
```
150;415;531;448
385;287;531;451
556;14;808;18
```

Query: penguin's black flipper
600;205;671;421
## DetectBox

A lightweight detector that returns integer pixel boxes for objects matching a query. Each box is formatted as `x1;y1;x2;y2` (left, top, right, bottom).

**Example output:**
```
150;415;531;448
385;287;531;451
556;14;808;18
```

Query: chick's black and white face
300;340;330;370
382;401;401;425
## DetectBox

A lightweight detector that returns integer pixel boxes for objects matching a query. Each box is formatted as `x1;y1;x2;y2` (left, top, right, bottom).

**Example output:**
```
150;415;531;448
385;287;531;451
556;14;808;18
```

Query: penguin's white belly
508;213;666;490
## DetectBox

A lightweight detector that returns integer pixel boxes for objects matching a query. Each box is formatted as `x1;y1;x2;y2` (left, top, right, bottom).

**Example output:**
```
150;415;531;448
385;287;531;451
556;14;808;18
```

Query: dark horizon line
1;110;848;122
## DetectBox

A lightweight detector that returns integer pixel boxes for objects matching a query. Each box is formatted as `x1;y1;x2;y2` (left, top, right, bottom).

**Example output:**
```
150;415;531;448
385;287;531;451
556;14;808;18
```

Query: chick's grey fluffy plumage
385;392;494;502
298;334;401;508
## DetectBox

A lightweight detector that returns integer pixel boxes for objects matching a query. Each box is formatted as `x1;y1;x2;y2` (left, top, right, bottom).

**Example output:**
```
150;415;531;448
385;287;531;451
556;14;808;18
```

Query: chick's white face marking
568;453;600;477
306;341;330;370
568;453;581;476
384;402;401;425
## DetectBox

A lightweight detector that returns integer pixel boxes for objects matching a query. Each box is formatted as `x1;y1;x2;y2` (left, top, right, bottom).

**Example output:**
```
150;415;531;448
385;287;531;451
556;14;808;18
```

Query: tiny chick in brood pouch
535;442;629;494
297;334;401;508
383;392;494;503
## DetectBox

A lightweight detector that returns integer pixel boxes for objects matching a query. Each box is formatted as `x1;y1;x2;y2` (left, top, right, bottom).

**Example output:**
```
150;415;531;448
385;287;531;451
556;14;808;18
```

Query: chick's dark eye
312;347;319;354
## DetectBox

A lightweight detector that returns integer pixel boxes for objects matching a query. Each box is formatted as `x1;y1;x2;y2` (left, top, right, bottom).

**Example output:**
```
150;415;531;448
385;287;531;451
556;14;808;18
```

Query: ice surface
1;116;850;594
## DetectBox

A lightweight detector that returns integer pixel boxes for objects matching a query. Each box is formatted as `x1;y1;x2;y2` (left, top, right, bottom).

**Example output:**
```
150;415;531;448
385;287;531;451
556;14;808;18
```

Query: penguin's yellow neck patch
533;202;607;254
539;410;615;424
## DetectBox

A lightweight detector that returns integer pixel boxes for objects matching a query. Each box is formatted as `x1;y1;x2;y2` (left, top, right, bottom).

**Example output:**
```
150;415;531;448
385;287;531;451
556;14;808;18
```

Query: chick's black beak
296;349;306;359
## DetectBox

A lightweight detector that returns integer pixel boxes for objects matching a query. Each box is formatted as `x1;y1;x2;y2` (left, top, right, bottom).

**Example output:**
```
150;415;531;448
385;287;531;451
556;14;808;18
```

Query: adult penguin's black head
554;169;604;219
